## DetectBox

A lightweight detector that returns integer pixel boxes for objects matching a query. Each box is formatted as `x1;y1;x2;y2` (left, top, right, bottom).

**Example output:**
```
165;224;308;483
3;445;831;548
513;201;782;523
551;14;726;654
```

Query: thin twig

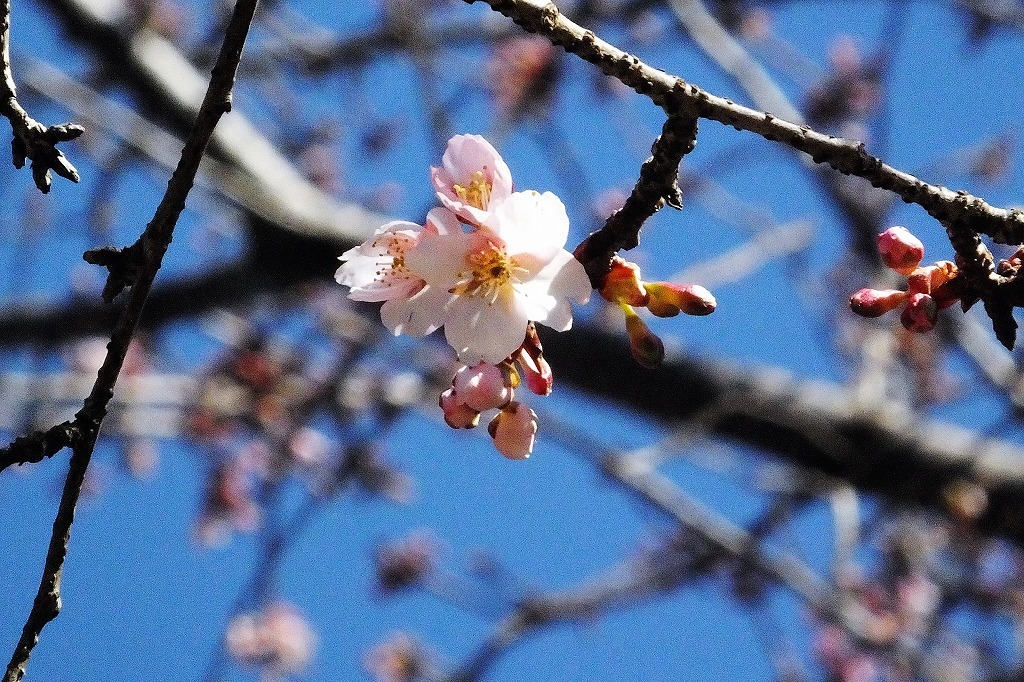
2;0;259;677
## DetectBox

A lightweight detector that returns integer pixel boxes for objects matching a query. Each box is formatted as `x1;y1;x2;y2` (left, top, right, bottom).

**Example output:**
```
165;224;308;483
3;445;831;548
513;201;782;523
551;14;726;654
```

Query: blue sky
2;1;1024;681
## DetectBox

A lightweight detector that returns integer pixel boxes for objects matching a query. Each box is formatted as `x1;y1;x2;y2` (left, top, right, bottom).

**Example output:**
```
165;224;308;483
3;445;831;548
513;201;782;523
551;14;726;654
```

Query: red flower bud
878;226;924;275
622;305;664;368
439;389;480;429
907;260;956;296
599;257;648;306
931;268;961;310
644;282;716;317
849;288;907;318
900;293;938;333
514;323;553;396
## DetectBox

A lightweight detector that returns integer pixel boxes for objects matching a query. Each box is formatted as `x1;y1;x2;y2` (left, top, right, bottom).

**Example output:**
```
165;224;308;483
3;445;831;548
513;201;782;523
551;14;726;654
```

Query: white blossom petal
444;290;530;365
483;191;567;265
380;285;453;336
405;231;478;287
516;250;591;330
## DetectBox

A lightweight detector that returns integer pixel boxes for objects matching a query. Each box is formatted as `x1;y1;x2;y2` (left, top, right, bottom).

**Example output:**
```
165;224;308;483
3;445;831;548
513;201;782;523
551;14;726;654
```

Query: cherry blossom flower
431;134;513;225
338;133;597;461
408;190;591;364
335;208;459;336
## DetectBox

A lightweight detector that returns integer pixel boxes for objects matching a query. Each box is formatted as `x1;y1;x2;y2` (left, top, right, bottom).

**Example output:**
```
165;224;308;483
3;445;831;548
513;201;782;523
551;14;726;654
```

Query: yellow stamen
452;170;492;211
450;244;528;304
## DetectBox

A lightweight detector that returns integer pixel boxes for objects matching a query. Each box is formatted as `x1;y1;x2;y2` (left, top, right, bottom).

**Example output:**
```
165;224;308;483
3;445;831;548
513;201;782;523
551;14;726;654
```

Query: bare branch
465;0;1024;247
2;0;259;675
575;114;697;285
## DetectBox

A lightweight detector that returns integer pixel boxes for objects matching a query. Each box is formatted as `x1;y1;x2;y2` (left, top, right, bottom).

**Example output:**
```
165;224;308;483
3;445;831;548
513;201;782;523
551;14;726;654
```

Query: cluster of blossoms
850;226;962;333
596;255;716;367
336;134;591;459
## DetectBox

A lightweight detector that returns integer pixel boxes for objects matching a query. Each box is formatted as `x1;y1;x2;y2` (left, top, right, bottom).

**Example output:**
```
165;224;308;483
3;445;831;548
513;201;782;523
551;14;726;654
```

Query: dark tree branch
574;114;697;286
0;0;83;191
2;0;259;675
465;0;1024;246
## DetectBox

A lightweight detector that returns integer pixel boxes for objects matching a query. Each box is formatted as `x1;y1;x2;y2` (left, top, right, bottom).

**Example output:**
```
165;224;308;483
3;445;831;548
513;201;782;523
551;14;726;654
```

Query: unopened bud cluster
598;256;716;367
439;324;550;460
850;226;961;333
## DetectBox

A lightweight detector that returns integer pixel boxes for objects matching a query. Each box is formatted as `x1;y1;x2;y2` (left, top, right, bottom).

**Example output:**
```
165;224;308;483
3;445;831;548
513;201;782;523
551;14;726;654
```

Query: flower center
451;170;492;211
371;233;414;280
451;243;527;303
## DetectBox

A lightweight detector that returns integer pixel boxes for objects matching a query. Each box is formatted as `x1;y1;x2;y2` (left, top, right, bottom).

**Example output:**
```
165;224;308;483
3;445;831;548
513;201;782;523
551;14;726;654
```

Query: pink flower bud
877;226;924;275
900;293;938;333
849;288;907;318
599;257;648;306
622;305;664;368
644;282;716;317
439;389;480;429
453;362;512;411
487;402;538;460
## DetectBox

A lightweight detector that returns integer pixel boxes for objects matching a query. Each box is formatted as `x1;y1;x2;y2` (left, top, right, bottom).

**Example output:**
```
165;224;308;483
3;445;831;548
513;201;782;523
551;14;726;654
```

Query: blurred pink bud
288;427;330;466
591;187;629;219
226;602;316;676
439;389;480;429
488;36;558;120
194;461;260;546
828;35;863;75
645;282;716;317
849;288;907;318
878;226;924;275
623;305;664;368
900;293;938;333
739;8;772;42
375;532;437;594
124;439;158;479
599;257;647;307
487;402;538;460
453;362;512;411
364;633;422;682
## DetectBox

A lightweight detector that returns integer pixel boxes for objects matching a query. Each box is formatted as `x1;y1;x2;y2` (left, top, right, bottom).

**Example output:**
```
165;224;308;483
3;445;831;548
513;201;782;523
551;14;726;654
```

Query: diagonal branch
466;0;1024;247
574;113;697;285
2;0;259;676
